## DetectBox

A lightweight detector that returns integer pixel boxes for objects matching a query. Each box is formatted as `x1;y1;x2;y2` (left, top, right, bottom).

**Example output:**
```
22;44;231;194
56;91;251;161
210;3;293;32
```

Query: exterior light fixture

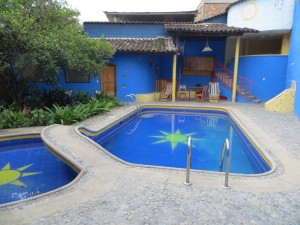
202;38;213;52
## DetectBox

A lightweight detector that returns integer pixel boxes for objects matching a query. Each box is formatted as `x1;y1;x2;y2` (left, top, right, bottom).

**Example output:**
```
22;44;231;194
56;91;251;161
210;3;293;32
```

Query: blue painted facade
109;53;159;100
158;37;227;89
176;37;226;88
228;55;288;102
30;68;99;96
204;14;227;24
30;0;300;119
286;0;300;118
84;23;168;38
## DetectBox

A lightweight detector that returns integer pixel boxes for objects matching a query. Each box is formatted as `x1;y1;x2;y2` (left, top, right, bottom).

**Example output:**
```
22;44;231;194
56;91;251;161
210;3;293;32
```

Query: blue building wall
287;0;300;118
158;55;173;80
228;55;288;102
219;84;249;103
204;14;227;24
28;69;99;96
82;23;230;100
180;37;226;63
84;23;168;38
176;37;226;89
30;53;159;101
59;70;99;94
109;53;159;100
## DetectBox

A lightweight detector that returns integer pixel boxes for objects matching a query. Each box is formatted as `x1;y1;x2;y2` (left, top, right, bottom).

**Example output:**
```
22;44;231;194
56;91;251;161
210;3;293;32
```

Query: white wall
227;0;294;31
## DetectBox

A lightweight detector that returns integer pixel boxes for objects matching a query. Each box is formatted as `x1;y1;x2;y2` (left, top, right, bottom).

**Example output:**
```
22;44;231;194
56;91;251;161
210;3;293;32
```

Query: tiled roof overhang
105;37;177;53
165;23;258;36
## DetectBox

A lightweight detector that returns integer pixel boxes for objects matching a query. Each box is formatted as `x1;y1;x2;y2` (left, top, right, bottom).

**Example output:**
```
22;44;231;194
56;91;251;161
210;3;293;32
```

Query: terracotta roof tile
165;23;258;36
105;37;177;53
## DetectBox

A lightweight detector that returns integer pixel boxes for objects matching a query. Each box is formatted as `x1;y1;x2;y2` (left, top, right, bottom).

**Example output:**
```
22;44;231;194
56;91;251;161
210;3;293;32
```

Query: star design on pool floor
0;163;41;187
149;129;202;150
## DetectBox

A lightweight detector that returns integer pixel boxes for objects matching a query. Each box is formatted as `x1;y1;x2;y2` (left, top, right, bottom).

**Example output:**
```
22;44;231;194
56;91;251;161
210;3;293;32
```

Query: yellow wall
225;33;290;65
281;33;290;54
136;92;160;102
265;83;295;113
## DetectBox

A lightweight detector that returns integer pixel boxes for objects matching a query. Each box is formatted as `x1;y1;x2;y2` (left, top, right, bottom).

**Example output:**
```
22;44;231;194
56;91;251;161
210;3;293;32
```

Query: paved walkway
0;102;300;225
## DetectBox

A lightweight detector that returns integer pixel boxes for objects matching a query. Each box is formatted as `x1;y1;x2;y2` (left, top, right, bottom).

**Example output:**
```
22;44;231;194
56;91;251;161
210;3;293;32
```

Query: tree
0;0;115;104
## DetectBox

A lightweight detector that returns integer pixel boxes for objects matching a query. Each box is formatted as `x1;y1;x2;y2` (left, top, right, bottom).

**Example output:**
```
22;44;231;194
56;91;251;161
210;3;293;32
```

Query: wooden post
232;36;240;103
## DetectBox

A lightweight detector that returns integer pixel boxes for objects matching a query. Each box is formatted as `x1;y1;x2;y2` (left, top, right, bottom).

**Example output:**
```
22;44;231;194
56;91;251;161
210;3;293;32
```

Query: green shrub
95;91;122;108
30;108;49;126
24;88;74;109
0;91;122;129
73;90;92;104
0;106;32;129
87;97;109;114
45;105;81;125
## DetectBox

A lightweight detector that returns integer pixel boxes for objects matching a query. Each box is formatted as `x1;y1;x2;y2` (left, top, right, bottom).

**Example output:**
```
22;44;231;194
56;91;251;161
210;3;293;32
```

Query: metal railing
124;94;141;115
215;63;254;100
125;119;141;134
184;136;192;186
219;138;231;189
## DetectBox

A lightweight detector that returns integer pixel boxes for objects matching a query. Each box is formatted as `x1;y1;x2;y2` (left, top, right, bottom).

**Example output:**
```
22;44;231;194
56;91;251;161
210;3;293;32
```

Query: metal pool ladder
124;94;141;115
219;138;231;189
184;136;192;186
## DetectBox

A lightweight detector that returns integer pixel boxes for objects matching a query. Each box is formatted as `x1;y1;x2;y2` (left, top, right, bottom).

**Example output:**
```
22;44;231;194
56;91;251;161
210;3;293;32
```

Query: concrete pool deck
0;101;300;224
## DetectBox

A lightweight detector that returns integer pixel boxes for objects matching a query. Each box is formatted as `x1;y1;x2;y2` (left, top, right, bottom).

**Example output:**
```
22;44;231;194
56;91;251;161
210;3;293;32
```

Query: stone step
218;77;260;103
246;95;256;100
252;99;262;104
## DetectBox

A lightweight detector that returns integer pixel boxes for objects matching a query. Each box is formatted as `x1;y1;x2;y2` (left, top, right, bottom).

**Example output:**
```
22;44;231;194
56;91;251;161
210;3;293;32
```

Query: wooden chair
177;84;187;101
208;82;220;103
195;86;207;102
160;83;172;101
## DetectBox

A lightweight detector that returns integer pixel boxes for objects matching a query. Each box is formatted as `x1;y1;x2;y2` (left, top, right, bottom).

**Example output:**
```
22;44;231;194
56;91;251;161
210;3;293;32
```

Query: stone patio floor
0;101;299;225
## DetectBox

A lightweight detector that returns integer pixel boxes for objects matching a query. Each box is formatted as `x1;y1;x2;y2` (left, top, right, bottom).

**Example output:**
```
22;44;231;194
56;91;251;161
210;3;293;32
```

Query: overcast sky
66;0;201;22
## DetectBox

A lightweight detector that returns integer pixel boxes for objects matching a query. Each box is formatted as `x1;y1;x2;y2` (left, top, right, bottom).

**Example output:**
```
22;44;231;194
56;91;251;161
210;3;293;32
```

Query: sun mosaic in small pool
149;129;202;150
0;163;41;187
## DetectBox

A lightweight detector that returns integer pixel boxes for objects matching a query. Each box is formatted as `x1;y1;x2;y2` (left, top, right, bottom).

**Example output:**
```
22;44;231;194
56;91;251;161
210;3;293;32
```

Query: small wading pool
81;107;272;175
0;135;78;205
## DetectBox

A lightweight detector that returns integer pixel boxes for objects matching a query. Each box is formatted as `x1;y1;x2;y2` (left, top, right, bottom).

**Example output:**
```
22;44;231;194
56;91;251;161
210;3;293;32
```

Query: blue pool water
0;137;78;204
85;108;271;174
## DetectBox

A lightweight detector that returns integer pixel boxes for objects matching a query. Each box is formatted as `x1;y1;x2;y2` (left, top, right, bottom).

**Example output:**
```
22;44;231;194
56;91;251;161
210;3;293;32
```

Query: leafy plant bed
0;91;122;129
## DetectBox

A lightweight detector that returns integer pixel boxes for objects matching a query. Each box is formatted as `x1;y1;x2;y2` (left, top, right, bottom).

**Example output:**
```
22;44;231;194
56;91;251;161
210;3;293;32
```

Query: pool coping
0;131;86;208
0;102;300;224
76;105;276;177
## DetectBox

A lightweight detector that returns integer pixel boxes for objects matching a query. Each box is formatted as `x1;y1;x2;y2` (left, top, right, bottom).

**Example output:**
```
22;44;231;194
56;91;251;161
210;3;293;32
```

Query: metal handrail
215;63;254;99
125;119;141;134
219;138;231;189
184;136;192;186
219;139;229;172
124;94;141;115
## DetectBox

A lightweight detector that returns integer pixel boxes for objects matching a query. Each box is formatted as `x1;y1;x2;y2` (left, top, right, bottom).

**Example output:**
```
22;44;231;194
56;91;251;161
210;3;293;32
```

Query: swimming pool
81;107;271;174
0;135;78;205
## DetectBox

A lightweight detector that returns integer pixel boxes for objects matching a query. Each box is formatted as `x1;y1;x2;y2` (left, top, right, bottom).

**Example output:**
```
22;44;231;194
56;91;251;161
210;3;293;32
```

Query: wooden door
100;65;116;96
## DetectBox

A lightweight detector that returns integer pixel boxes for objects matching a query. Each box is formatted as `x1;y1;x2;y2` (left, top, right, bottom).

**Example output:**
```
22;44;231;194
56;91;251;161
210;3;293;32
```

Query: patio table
188;87;203;101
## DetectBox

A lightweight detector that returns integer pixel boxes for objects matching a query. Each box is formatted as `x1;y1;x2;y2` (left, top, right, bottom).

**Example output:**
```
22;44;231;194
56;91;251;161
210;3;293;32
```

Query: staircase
215;64;261;103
